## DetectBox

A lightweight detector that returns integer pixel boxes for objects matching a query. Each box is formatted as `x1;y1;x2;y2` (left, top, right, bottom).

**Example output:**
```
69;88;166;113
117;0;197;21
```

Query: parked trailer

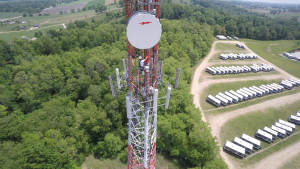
251;86;264;96
223;141;246;159
275;122;293;135
289;79;300;86
263;126;278;139
259;86;270;94
240;88;254;98
218;92;233;104
278;119;296;131
225;91;239;103
243;88;256;97
297;112;300;117
232;137;253;154
249;87;263;97
215;95;229;106
253;86;266;95
206;95;221;107
244;87;259;97
281;81;293;90
255;129;273;143
236;90;249;100
288;115;300;125
271;125;287;138
249;87;259;96
229;90;244;101
241;134;261;150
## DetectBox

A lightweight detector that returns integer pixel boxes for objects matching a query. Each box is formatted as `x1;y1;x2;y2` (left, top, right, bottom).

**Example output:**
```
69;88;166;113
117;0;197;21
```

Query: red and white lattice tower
124;0;162;168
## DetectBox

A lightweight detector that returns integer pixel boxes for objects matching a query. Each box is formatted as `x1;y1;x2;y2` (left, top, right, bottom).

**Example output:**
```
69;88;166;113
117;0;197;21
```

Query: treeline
0;11;226;169
160;0;300;40
0;0;78;14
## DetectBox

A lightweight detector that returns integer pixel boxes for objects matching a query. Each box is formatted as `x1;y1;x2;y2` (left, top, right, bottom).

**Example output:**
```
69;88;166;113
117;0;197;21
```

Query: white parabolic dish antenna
126;12;162;49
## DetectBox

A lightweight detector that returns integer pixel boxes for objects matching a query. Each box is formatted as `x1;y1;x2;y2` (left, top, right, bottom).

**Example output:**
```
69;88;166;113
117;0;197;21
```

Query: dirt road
191;40;300;169
248;140;300;169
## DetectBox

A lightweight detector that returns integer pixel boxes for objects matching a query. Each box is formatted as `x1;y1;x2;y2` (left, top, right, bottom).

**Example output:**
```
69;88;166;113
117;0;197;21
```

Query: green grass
201;80;281;111
82;154;179;169
0;10;96;32
0;25;63;41
243;39;300;78
215;43;248;53
220;100;300;167
279;151;300;169
0;12;21;19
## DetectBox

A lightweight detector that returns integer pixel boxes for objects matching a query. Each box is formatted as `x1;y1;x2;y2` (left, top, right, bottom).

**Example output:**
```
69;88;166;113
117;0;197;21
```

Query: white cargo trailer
275;122;293;135
255;129;273;143
206;95;221;107
223;141;246;159
253;86;266;95
241;134;261;150
288;115;300;125
229;90;243;101
225;91;239;103
271;125;287;138
236;90;249;100
219;92;233;104
244;87;258;97
215;95;229;106
278;119;296;131
263;126;278;139
249;87;263;97
232;137;253;154
240;89;254;98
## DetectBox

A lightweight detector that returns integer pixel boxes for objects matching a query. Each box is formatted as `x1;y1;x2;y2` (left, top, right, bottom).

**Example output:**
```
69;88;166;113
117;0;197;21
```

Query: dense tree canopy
160;0;300;40
0;10;225;168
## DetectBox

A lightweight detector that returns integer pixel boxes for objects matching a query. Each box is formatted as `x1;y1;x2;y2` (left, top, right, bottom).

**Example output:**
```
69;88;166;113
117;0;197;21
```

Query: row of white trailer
206;81;299;107
280;79;300;90
219;53;258;60
206;64;274;75
224;113;300;159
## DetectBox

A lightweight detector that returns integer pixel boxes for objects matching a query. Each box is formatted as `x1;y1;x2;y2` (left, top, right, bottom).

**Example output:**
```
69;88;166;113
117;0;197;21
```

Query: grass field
215;42;248;53
0;24;63;41
279;151;300;169
243;39;300;78
0;12;21;19
82;154;179;169
220;100;300;167
0;10;96;32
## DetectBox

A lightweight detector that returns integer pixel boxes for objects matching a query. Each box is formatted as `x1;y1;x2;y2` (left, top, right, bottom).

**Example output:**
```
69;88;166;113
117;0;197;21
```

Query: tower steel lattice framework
124;0;161;168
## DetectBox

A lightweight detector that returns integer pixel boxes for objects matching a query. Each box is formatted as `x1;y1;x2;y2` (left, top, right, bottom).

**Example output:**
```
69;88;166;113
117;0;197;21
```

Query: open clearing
191;39;300;169
244;39;300;78
41;0;93;15
81;154;179;169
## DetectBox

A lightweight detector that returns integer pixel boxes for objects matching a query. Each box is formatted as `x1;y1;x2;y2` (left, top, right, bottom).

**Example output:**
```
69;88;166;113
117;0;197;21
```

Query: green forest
161;0;300;40
0;8;227;169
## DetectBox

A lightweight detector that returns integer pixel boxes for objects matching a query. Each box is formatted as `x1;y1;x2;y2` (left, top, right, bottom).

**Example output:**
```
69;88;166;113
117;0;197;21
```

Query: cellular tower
109;0;180;168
